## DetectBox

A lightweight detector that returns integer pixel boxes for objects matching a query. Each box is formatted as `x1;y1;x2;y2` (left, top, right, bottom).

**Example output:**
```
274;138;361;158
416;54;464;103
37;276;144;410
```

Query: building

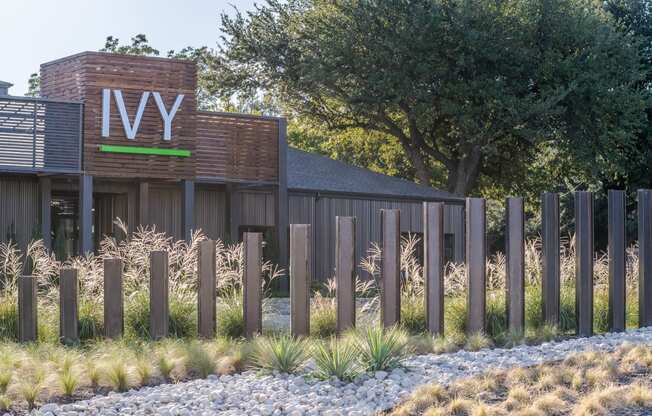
0;52;464;283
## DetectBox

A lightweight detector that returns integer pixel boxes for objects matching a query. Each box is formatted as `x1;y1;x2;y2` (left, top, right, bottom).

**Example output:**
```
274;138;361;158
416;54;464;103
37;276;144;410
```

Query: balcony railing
0;96;82;174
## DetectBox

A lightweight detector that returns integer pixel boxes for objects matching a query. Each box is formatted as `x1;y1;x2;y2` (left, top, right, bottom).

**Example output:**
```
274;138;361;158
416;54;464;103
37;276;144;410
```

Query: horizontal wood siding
0;177;39;249
196;112;279;183
41;52;197;180
289;192;465;282
195;187;227;241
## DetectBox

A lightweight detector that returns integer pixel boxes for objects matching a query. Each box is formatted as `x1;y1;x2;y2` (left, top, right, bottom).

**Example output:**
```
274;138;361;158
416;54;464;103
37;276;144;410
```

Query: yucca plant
250;335;308;374
312;337;361;381
356;326;410;372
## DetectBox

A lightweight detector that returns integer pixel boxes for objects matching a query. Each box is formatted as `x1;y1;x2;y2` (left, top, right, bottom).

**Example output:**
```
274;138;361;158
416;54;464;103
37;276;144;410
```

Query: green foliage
486;292;507;338
0;301;17;342
310;301;337;338
218;0;647;195
250;334;308;374
444;296;467;336
184;342;216;378
464;332;492;352
217;292;245;339
79;300;104;342
356;326;410;372
105;361;129;392
125;290;196;339
312;337;361;381
401;296;426;335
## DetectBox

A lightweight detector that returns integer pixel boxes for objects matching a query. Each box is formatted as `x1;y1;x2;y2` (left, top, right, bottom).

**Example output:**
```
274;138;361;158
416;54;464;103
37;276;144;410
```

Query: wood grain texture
18;275;37;343
198;240;217;339
243;233;263;338
103;258;124;339
506;197;525;335
336;217;356;334
150;251;169;340
466;198;486;334
290;225;311;337
608;190;626;332
59;269;79;344
381;209;401;328
424;202;444;335
575;191;594;337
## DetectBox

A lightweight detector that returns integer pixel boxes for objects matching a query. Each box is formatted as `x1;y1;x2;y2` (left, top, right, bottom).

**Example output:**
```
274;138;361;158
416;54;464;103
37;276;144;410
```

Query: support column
39;177;52;250
18;275;37;343
59;269;79;345
150;251;169;340
542;192;560;326
381;209;401;328
79;174;93;255
336;216;356;333
104;258;124;339
290;224;311;337
466;198;486;334
608;190;626;332
575;191;594;337
276;118;289;293
424;202;445;335
639;189;652;327
244;233;263;338
198;240;217;339
182;180;195;242
139;182;149;227
506;197;525;336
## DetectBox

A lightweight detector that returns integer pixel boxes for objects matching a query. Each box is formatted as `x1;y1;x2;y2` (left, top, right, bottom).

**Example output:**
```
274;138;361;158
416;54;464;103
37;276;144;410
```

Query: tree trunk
446;149;482;196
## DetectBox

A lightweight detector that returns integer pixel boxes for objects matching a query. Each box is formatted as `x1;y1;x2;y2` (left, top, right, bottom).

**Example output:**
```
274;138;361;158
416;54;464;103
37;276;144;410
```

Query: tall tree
214;0;647;195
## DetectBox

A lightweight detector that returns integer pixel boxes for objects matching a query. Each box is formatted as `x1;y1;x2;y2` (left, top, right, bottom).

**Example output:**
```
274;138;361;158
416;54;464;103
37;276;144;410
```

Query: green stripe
99;145;191;157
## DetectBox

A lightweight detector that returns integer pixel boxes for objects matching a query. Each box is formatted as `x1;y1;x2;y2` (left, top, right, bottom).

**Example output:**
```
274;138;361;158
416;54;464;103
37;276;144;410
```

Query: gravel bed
32;327;652;416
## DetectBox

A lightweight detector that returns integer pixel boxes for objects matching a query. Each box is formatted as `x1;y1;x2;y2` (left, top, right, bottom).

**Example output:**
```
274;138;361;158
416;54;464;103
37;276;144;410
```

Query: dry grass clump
388;344;652;416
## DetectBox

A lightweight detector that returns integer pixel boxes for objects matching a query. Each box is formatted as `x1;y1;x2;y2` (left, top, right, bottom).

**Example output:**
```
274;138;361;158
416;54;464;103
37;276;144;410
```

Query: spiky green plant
135;357;153;386
78;299;104;341
105;361;130;392
184;342;216;378
60;366;80;397
356;326;410;372
312;337;361;381
19;381;42;409
250;335;308;374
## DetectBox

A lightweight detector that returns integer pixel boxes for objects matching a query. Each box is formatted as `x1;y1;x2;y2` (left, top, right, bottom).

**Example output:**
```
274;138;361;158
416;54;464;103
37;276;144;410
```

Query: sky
1;0;258;95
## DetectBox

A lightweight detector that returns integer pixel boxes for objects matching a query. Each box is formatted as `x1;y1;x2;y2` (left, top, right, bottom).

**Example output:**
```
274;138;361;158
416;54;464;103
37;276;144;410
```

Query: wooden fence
12;191;652;343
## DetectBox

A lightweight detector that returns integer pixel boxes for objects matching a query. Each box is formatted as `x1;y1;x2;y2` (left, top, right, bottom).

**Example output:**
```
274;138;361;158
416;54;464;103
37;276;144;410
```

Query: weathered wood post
103;258;124;339
506;197;525;336
336;217;356;334
575;191;594;337
608;190;626;332
243;232;263;338
466;198;486;334
59;268;79;344
639;189;652;327
150;251;169;340
18;275;37;343
542;192;560;326
381;209;401;328
424;202;445;335
290;224;311;337
198;240;217;339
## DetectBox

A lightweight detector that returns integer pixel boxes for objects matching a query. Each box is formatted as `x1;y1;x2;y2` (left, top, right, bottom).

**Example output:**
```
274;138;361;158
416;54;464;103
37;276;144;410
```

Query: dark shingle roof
287;147;461;202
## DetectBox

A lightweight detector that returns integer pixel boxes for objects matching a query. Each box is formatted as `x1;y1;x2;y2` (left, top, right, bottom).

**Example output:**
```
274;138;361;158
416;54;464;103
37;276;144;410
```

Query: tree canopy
214;0;647;196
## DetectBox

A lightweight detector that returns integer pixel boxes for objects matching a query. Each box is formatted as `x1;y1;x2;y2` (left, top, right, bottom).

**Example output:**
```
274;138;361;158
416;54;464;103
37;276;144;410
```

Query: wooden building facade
0;52;464;284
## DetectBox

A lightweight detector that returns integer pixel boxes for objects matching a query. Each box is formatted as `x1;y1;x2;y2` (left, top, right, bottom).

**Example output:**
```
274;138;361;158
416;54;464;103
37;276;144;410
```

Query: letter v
114;90;150;140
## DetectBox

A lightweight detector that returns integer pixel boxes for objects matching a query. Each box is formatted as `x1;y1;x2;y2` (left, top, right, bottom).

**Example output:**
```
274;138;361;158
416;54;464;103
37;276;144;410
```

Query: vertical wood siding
289;192;464;282
240;191;276;227
148;186;182;240
195;187;227;241
0;177;39;249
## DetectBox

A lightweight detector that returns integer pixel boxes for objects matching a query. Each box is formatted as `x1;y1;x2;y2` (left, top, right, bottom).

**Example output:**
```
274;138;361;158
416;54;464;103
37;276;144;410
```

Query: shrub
169;292;197;338
0;301;17;341
250;335;308;374
104;361;130;392
125;290;150;339
445;296;467;336
357;326;410;372
486;291;507;338
79;299;104;341
401;295;426;334
184;342;216;378
59;366;80;397
464;332;492;352
312;337;360;381
217;291;245;339
311;301;337;338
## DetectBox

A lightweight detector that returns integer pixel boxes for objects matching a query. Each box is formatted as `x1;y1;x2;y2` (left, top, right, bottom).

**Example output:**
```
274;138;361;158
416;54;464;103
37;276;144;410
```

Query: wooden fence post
198;240;217;339
150;251;169;340
18;275;37;343
424;202;445;335
381;209;401;328
466;198;486;334
575;191;594;337
608;190;626;332
290;224;311;337
639;189;652;327
336;217;356;334
243;232;263;338
506;197;525;336
103;258;124;339
59;269;79;344
542;192;560;326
